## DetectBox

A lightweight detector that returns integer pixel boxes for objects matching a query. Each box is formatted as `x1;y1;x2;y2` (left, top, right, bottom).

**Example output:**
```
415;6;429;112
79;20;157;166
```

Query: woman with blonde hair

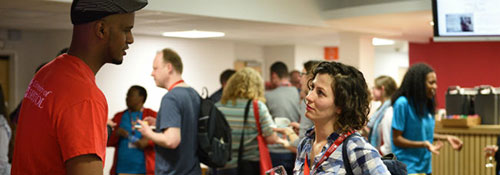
215;67;282;175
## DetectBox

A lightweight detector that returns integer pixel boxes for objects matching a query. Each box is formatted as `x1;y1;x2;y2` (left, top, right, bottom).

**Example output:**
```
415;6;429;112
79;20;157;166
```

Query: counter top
435;124;500;134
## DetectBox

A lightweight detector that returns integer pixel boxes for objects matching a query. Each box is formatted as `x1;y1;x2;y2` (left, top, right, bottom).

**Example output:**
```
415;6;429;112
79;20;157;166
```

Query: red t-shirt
12;54;108;174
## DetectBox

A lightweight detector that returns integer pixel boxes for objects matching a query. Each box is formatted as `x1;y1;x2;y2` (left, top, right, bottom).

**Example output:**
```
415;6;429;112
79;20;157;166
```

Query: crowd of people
4;0;497;175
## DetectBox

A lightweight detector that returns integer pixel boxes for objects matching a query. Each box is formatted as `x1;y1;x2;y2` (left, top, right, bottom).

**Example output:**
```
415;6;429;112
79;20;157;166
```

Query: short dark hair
303;60;322;75
270;61;289;78
309;61;370;133
392;63;436;116
130;85;147;103
161;48;183;74
220;69;236;85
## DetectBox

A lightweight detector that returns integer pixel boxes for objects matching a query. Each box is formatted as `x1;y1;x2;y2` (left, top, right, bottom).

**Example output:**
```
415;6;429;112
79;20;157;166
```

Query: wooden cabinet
433;125;500;175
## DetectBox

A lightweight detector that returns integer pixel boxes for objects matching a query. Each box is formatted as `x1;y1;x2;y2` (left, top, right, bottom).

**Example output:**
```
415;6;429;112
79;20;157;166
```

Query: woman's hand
107;119;117;127
273;127;295;137
425;140;444;155
447;135;463;151
289;122;300;134
484;145;498;158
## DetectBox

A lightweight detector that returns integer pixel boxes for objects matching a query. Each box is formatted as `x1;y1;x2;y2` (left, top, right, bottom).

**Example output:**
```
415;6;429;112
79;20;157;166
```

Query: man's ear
166;62;173;74
94;20;107;39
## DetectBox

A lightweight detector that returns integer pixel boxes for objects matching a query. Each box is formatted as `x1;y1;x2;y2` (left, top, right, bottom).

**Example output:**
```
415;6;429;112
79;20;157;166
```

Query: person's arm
137;120;180;149
107;113;123;147
272;127;298;152
392;129;443;154
57;100;107;173
434;133;463;150
264;132;283;145
65;154;103;175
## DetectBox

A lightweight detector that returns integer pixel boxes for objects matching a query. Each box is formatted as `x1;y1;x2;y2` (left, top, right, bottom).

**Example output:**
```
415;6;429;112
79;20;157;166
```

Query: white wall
294;44;324;71
234;42;264;63
97;35;236;117
263;45;295;81
373;41;409;85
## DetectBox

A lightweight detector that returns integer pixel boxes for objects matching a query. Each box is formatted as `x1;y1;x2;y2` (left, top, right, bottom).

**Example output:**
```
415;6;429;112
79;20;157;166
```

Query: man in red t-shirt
11;0;147;174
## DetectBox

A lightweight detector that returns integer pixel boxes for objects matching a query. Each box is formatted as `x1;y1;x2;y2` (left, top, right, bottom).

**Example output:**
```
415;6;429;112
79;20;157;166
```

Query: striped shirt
215;99;276;169
294;129;390;175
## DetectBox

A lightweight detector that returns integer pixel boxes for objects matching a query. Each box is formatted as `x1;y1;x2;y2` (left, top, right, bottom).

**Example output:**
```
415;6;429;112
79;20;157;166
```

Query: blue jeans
270;152;295;175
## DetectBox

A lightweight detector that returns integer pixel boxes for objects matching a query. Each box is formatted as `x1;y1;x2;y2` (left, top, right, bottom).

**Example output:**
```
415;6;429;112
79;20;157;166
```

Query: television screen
432;0;500;41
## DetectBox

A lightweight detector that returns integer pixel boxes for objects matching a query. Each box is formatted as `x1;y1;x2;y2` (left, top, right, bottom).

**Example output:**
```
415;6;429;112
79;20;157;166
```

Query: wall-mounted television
432;0;500;42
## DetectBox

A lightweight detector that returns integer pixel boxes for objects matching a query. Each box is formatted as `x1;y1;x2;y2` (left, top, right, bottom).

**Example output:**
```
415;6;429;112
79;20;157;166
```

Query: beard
111;57;123;65
106;43;124;65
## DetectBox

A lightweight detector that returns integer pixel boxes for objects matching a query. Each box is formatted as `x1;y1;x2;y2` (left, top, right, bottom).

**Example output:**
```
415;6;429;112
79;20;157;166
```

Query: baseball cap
71;0;148;25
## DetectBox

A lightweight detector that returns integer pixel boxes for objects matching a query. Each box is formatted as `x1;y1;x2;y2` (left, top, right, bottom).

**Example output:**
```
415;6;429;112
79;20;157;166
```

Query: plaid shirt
294;129;390;175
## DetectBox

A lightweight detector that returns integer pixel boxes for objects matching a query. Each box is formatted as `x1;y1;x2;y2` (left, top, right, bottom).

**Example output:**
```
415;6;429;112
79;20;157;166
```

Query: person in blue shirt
391;63;463;175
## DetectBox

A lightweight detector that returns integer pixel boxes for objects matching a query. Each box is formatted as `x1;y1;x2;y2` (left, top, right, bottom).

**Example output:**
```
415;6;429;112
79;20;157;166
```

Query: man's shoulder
164;87;200;107
270;86;299;95
169;86;198;95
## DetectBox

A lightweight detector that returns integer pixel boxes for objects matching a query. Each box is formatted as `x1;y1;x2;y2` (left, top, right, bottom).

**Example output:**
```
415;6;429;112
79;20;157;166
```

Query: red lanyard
168;80;184;91
304;131;353;175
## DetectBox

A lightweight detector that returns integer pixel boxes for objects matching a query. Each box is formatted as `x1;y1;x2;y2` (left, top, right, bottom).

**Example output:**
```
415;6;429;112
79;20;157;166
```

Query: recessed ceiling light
372;38;395;46
162;30;225;38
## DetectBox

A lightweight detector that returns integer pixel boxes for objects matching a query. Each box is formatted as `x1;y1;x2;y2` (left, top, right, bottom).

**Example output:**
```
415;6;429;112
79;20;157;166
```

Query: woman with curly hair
391;63;462;175
294;61;389;174
215;67;283;175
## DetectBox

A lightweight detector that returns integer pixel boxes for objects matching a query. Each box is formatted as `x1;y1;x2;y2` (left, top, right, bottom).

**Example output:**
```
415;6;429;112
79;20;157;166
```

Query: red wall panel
409;41;500;109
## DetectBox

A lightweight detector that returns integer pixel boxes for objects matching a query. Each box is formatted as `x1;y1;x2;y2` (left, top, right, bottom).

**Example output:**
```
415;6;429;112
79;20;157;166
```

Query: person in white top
0;85;12;175
366;75;397;155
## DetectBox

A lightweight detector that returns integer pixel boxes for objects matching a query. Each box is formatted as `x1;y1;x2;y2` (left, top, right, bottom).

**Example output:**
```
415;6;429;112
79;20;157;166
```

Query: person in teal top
391;63;463;174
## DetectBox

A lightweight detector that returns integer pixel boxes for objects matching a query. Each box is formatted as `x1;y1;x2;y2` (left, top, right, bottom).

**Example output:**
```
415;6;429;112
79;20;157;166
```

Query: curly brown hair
308;61;371;133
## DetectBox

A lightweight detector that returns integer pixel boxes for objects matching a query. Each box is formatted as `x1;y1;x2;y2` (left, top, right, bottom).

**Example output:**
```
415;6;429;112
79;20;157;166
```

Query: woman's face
305;73;338;122
371;86;383;101
425;72;437;99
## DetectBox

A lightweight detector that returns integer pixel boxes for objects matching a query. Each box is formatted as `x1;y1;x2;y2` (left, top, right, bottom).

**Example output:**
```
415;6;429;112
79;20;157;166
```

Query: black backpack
197;87;232;168
342;134;407;175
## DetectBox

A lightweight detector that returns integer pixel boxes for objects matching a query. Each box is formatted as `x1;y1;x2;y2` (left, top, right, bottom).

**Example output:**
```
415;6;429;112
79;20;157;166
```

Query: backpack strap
342;134;355;175
237;99;253;172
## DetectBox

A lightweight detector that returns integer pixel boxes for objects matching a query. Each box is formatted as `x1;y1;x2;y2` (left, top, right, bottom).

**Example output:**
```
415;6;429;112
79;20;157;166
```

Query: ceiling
0;0;434;46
